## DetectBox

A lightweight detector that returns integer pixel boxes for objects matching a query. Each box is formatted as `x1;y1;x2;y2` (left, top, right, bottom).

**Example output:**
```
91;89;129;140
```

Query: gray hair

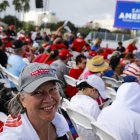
8;93;25;118
8;83;63;118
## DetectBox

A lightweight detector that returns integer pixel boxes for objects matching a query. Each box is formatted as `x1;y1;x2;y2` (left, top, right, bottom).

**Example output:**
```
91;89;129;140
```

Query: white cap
33;42;39;48
77;75;106;99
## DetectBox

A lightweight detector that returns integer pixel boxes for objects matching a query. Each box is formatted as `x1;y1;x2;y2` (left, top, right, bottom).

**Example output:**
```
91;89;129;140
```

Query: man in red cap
51;49;73;86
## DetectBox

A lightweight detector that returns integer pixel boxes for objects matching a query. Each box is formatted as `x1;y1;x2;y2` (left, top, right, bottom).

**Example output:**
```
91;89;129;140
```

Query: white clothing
31;32;37;41
0;112;70;140
71;51;80;60
70;94;100;120
97;82;140;140
70;93;100;140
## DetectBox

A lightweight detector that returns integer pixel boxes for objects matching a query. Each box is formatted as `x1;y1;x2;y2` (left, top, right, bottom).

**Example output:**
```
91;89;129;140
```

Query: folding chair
102;76;122;88
105;87;116;101
64;75;77;87
0;70;11;89
91;121;117;140
0;65;19;86
67;61;76;68
0;112;7;123
60;98;70;111
66;106;98;140
59;100;79;140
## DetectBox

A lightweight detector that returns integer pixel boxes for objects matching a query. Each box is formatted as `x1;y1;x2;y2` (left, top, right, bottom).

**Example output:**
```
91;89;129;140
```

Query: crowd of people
0;23;140;140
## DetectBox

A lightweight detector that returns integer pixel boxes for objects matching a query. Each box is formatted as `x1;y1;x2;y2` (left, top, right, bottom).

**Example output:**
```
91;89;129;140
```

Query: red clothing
100;52;108;59
51;43;67;51
36;53;57;65
103;48;115;54
120;58;131;66
38;54;48;63
96;97;106;107
127;44;137;53
42;43;50;49
89;51;97;57
0;121;4;132
5;42;12;48
66;68;83;98
72;38;86;53
32;54;43;62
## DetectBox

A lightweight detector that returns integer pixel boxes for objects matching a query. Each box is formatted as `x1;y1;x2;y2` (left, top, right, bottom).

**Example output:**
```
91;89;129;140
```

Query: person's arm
55;24;64;36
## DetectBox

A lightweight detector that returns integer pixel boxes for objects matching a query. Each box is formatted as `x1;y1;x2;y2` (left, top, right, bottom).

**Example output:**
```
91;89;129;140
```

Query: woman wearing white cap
69;74;106;140
0;63;73;140
70;74;106;119
97;82;140;140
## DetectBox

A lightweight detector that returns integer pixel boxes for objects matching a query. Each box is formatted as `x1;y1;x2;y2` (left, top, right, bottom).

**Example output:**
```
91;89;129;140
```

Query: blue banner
114;1;140;30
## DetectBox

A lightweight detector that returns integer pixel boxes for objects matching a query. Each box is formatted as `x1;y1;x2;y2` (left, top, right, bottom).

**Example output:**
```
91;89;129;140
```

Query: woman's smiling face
20;81;60;122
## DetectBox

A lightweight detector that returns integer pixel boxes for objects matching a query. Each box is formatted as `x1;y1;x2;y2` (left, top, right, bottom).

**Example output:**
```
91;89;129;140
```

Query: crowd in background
0;23;140;140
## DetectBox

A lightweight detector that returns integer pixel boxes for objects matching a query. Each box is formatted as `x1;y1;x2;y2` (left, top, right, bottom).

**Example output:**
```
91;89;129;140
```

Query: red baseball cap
59;49;73;59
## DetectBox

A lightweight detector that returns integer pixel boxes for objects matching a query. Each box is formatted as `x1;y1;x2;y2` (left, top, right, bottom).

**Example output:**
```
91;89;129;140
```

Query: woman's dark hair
76;81;92;90
118;41;122;45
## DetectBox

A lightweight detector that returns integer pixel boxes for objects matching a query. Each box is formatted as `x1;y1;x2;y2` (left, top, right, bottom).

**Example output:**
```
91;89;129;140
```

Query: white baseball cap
77;74;106;99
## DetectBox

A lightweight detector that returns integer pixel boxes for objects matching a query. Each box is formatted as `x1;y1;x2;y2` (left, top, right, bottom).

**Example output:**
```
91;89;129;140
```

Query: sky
2;0;117;26
49;0;116;26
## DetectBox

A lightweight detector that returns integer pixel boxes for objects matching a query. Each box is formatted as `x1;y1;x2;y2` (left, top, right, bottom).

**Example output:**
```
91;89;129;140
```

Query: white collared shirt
0;112;69;140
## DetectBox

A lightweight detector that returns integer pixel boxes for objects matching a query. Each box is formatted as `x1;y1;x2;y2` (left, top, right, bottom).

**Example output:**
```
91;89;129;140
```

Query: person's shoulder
0;132;23;140
51;60;60;65
71;94;96;105
0;115;24;140
52;112;69;137
70;94;80;101
52;112;68;126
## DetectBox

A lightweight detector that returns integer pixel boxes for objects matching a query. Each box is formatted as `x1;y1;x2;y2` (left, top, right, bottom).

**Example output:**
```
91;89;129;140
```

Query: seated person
66;54;87;98
70;74;106;119
126;40;137;53
69;75;106;140
51;49;73;87
116;41;125;54
0;63;73;140
91;38;102;52
79;55;109;106
97;82;140;140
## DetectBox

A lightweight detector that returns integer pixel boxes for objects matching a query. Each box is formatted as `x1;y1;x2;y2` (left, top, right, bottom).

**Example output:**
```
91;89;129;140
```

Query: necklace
47;123;50;140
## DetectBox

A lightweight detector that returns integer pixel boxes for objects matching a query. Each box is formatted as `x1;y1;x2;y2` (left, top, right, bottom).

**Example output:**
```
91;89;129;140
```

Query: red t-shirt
51;43;67;51
66;68;83;98
32;54;43;62
38;53;57;65
127;44;137;53
72;38;86;53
